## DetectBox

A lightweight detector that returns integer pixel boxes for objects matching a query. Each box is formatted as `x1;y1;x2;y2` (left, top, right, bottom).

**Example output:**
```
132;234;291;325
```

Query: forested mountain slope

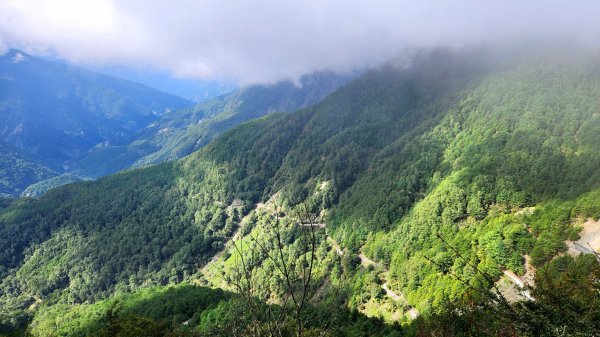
1;48;599;335
0;144;58;197
70;72;354;178
20;174;83;198
0;49;191;195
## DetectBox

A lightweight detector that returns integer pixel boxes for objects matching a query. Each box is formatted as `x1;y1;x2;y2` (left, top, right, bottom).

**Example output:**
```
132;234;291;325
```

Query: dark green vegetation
71;72;354;178
23;284;404;337
1;47;599;336
0;144;57;197
0;49;191;195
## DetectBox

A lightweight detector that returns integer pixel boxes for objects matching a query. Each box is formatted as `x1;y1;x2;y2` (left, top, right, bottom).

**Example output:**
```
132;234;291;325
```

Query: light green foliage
20;175;83;198
28;284;231;337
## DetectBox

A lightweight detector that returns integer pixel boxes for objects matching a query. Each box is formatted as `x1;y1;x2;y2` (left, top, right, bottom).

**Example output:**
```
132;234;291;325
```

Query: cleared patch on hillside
567;218;600;255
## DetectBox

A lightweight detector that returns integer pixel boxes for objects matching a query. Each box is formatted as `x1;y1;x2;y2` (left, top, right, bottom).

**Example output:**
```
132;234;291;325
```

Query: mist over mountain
3;1;600;84
82;65;237;102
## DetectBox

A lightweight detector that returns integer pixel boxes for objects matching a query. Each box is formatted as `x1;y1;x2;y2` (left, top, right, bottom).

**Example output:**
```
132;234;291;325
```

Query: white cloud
1;0;600;84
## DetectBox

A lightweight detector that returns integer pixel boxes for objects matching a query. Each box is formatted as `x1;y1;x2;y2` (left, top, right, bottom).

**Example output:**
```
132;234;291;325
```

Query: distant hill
20;174;83;198
70;71;355;177
0;50;352;195
0;49;192;194
0;143;57;197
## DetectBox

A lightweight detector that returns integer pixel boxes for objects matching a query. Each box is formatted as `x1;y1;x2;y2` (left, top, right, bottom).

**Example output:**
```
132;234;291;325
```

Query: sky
1;0;600;84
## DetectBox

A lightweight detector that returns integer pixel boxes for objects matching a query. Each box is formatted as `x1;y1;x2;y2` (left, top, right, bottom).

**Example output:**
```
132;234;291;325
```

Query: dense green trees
24;284;405;337
21;175;83;198
28;285;230;336
1;47;600;335
0;145;58;197
414;253;600;337
71;72;353;179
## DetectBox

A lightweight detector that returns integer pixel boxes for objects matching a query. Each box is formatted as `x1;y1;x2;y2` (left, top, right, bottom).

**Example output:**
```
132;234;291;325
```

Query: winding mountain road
382;283;420;319
357;250;420;320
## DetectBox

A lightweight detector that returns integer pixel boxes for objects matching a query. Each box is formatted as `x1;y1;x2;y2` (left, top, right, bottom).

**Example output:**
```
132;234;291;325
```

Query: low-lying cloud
1;0;599;84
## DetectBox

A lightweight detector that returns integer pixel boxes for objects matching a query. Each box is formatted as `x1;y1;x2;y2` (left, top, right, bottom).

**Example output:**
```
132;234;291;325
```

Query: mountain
0;143;58;197
0;50;352;196
70;71;355;178
20;174;83;198
0;49;192;194
1;47;599;336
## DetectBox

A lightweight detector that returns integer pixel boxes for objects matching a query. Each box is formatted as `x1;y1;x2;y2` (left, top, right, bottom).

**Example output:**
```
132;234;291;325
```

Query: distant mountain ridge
69;71;356;178
0;49;192;194
0;143;57;197
0;50;354;195
83;64;237;102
